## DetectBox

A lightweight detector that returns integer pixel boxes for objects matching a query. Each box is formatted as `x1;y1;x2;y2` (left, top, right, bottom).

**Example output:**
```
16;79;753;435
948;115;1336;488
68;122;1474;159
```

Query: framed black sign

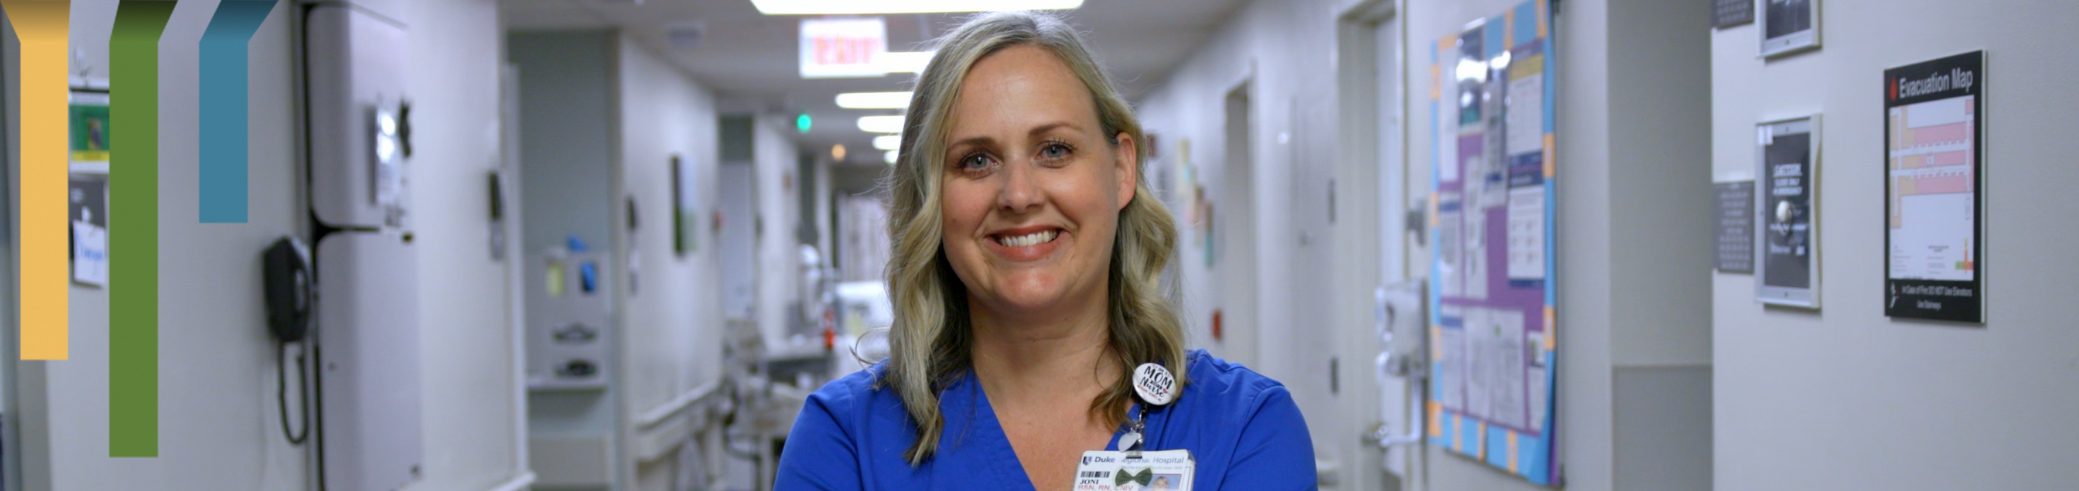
1760;0;1819;58
1757;115;1819;309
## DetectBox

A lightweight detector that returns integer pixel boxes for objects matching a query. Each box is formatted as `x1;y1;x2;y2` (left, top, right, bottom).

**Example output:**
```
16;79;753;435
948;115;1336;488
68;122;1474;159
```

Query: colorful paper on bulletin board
1427;0;1559;485
70;94;111;162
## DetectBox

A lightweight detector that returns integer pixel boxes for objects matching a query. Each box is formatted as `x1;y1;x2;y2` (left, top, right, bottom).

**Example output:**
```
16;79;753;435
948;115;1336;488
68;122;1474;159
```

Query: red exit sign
800;18;888;79
814;37;877;65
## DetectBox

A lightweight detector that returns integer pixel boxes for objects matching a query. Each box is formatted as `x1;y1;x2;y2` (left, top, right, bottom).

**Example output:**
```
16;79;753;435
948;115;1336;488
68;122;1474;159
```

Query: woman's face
939;44;1137;320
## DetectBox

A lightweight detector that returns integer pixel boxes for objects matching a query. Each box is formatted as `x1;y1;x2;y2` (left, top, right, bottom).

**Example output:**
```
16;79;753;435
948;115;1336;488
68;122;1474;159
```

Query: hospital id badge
1072;450;1194;491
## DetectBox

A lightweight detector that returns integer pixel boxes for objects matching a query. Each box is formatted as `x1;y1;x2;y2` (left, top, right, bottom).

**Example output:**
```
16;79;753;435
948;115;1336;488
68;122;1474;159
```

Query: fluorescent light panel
837;91;913;110
753;0;1083;15
884;150;900;165
857;115;906;133
873;134;903;150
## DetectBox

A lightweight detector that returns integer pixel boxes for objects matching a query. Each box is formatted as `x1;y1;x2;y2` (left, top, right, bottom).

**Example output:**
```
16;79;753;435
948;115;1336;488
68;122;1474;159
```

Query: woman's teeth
997;230;1058;247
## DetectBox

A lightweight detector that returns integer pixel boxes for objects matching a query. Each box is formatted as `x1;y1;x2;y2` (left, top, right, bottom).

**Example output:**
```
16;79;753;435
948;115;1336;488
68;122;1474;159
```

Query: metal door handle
1363;423;1422;449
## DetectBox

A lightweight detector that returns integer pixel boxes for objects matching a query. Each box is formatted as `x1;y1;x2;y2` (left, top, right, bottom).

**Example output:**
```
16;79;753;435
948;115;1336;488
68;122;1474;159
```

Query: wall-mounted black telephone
263;236;312;445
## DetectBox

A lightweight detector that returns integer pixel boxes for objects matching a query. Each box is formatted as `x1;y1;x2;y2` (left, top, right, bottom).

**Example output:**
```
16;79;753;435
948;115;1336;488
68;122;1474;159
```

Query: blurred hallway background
1;0;2075;490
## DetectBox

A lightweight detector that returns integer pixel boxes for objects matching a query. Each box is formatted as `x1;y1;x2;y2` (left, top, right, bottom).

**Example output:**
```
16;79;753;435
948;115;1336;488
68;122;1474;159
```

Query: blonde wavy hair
879;10;1188;464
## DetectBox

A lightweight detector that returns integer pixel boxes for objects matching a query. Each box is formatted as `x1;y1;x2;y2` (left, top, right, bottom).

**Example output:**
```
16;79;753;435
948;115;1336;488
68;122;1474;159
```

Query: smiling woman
776;11;1316;491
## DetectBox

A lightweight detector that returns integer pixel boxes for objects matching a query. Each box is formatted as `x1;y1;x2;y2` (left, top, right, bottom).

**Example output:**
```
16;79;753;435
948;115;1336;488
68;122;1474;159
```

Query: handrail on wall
636;379;724;429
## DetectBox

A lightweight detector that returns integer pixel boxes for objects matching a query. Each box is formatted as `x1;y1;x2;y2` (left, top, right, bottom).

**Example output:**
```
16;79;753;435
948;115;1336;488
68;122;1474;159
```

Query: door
1373;14;1432;491
1333;2;1422;490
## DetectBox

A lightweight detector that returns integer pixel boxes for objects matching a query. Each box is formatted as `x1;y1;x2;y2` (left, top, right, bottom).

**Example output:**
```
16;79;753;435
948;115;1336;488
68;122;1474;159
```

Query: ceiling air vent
667;23;705;50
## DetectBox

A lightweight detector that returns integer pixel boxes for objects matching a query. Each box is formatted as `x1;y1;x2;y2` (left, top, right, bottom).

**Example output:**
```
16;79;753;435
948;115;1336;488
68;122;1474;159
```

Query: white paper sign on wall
800;18;888;79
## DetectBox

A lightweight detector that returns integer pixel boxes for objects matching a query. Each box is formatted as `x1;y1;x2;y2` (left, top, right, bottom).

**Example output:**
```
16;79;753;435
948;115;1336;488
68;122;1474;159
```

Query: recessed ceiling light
751;0;1083;15
837;91;913;110
873;134;903;150
857;115;906;133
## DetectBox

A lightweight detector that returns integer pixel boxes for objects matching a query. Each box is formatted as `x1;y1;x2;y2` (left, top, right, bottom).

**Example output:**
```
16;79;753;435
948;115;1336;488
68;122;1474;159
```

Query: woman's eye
959;154;994;170
1039;142;1073;161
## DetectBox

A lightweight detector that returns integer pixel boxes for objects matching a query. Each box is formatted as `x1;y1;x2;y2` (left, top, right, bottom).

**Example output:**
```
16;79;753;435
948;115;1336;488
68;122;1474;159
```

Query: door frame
1333;0;1416;490
1217;73;1258;370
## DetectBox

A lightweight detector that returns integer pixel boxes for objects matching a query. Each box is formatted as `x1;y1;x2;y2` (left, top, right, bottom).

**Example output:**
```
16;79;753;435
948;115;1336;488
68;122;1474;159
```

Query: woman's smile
983;225;1066;262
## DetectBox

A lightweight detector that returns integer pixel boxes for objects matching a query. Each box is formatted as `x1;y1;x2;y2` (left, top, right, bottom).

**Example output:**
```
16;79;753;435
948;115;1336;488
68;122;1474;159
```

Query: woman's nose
995;160;1045;214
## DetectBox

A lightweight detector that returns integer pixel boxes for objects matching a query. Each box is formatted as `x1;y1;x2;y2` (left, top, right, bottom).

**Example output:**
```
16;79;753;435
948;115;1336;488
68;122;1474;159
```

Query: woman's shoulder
806;361;898;415
1163;350;1316;486
1181;349;1288;396
792;361;919;454
1176;349;1294;416
779;362;927;488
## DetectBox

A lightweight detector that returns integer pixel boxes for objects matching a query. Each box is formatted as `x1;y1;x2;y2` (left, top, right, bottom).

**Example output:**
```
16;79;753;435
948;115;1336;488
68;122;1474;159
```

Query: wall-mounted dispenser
527;242;611;389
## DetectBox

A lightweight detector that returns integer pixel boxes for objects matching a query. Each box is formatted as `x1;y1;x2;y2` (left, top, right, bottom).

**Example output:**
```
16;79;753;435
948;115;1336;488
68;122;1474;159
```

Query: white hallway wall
613;35;805;416
1710;0;2079;489
1141;0;1714;491
754;115;803;351
5;0;526;489
612;31;732;491
616;29;721;450
403;0;530;489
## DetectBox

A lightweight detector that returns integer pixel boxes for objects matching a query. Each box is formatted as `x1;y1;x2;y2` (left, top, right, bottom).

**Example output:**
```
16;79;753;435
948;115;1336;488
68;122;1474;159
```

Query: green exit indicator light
796;114;812;133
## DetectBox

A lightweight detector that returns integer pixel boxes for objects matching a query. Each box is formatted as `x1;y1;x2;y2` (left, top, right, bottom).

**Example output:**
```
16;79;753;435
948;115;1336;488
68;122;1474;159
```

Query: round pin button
1132;363;1176;406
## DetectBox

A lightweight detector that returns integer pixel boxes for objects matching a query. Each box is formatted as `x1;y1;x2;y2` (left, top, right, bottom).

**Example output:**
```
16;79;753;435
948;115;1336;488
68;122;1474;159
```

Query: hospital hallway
0;0;2073;490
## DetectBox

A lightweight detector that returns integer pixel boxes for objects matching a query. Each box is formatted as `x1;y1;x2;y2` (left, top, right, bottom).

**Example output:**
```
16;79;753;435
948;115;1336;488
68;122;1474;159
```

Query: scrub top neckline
962;369;1155;491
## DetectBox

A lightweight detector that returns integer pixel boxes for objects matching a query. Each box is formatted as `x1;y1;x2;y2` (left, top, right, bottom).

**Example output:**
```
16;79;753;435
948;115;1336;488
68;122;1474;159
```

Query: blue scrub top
776;349;1317;490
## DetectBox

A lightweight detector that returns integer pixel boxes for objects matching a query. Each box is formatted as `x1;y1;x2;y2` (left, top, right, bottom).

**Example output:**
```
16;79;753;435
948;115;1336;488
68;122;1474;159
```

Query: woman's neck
967;297;1119;408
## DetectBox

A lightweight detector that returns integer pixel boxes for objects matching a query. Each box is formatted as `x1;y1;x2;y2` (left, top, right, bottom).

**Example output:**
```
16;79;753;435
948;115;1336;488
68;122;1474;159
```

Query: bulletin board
1426;0;1559;485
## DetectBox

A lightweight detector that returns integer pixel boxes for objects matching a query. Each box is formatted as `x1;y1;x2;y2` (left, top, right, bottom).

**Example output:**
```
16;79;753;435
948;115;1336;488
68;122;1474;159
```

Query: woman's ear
1113;132;1138;211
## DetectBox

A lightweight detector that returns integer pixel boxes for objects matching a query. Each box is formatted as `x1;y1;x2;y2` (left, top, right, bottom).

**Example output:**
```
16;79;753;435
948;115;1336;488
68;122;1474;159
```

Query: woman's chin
988;289;1071;313
976;279;1079;315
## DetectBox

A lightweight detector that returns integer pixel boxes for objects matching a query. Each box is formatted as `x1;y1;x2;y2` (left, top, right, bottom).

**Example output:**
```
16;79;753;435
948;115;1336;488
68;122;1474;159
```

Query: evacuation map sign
1428;0;1559;485
1884;51;1983;323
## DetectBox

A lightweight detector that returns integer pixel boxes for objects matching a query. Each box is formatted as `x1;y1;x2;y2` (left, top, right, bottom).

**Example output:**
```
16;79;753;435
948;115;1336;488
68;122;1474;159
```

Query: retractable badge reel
1075;363;1194;491
1118;363;1175;451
